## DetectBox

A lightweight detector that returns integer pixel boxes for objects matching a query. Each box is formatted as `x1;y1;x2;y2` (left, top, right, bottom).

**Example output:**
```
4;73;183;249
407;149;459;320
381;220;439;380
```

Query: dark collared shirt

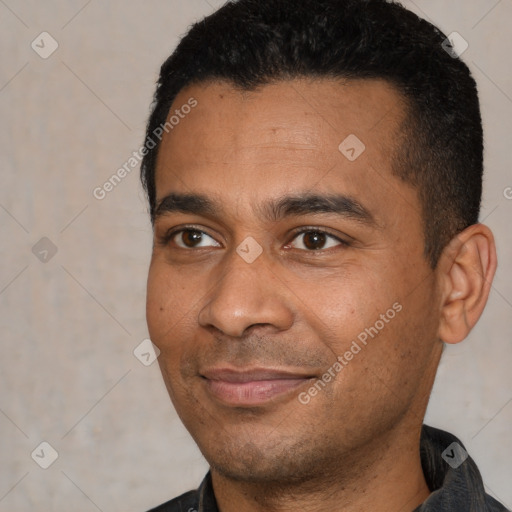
147;425;509;511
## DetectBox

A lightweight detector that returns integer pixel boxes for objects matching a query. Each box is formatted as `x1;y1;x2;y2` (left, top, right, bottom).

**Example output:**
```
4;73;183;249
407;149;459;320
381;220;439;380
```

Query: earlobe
437;224;497;344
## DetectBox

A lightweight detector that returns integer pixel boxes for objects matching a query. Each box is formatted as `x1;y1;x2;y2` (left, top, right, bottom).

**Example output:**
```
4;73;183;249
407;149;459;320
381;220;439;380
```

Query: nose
198;247;294;338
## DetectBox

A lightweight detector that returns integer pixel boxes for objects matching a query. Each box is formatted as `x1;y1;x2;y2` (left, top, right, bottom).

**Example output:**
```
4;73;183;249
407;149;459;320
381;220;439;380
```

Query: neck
211;419;431;512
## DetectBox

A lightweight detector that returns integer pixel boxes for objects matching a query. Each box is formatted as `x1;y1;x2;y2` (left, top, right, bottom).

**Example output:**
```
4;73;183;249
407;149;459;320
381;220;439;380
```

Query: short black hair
140;0;483;268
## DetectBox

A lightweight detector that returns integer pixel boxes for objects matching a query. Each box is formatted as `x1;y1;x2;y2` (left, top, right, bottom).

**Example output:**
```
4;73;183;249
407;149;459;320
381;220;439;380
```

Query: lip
201;367;314;407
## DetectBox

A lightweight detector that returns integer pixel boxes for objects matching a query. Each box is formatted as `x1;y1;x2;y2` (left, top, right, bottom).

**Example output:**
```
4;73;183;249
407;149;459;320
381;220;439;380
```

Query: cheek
334;276;438;405
302;269;398;354
146;260;192;345
146;264;167;341
147;263;199;400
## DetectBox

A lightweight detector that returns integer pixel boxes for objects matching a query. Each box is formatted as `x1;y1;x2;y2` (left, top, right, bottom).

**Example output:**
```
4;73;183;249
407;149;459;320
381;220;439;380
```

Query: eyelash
157;225;350;252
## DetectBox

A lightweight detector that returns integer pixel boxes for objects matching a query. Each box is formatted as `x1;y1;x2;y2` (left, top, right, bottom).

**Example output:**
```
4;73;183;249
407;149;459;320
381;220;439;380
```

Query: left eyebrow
259;193;377;226
153;192;377;227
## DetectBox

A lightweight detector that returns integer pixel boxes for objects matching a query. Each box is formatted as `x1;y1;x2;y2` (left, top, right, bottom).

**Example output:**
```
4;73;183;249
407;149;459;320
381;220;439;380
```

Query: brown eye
302;232;327;250
180;230;204;247
170;229;220;249
288;230;347;251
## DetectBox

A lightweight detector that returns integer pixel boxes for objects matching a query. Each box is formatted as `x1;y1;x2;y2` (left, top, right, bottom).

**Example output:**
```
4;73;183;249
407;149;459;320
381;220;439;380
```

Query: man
140;0;507;510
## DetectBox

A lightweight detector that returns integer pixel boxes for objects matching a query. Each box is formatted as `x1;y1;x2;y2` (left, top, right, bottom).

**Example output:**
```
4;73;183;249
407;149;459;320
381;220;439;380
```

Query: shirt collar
414;424;501;511
197;471;218;512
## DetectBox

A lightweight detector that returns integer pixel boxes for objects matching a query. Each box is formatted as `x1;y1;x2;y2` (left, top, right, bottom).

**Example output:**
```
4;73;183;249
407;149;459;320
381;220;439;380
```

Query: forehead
161;78;404;153
154;78;415;228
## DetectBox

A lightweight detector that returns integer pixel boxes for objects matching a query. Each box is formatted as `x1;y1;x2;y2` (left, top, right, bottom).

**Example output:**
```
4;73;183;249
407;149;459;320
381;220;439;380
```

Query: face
146;78;444;483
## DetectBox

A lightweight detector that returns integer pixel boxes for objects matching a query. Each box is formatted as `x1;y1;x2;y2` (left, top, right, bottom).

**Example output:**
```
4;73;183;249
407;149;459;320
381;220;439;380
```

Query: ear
437;223;497;344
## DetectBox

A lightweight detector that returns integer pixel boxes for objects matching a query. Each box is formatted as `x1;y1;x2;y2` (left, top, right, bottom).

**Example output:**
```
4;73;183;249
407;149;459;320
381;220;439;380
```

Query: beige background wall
0;1;511;510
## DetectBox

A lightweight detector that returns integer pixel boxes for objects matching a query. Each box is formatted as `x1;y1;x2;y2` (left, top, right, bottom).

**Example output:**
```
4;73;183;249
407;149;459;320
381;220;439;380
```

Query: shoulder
144;472;214;512
145;489;200;512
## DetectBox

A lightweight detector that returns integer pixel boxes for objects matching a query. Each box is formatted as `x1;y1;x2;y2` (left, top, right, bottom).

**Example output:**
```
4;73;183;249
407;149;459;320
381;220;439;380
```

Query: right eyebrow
153;193;218;223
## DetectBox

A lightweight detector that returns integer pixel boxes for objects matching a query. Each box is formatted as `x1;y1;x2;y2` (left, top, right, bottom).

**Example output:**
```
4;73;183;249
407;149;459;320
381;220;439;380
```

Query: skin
146;78;497;512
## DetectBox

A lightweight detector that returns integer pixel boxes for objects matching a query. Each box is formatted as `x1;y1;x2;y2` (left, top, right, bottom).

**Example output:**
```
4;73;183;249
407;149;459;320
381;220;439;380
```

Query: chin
197;431;330;485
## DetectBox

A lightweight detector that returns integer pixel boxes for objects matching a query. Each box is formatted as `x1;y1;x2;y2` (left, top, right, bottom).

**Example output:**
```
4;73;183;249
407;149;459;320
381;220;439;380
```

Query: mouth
200;367;315;407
